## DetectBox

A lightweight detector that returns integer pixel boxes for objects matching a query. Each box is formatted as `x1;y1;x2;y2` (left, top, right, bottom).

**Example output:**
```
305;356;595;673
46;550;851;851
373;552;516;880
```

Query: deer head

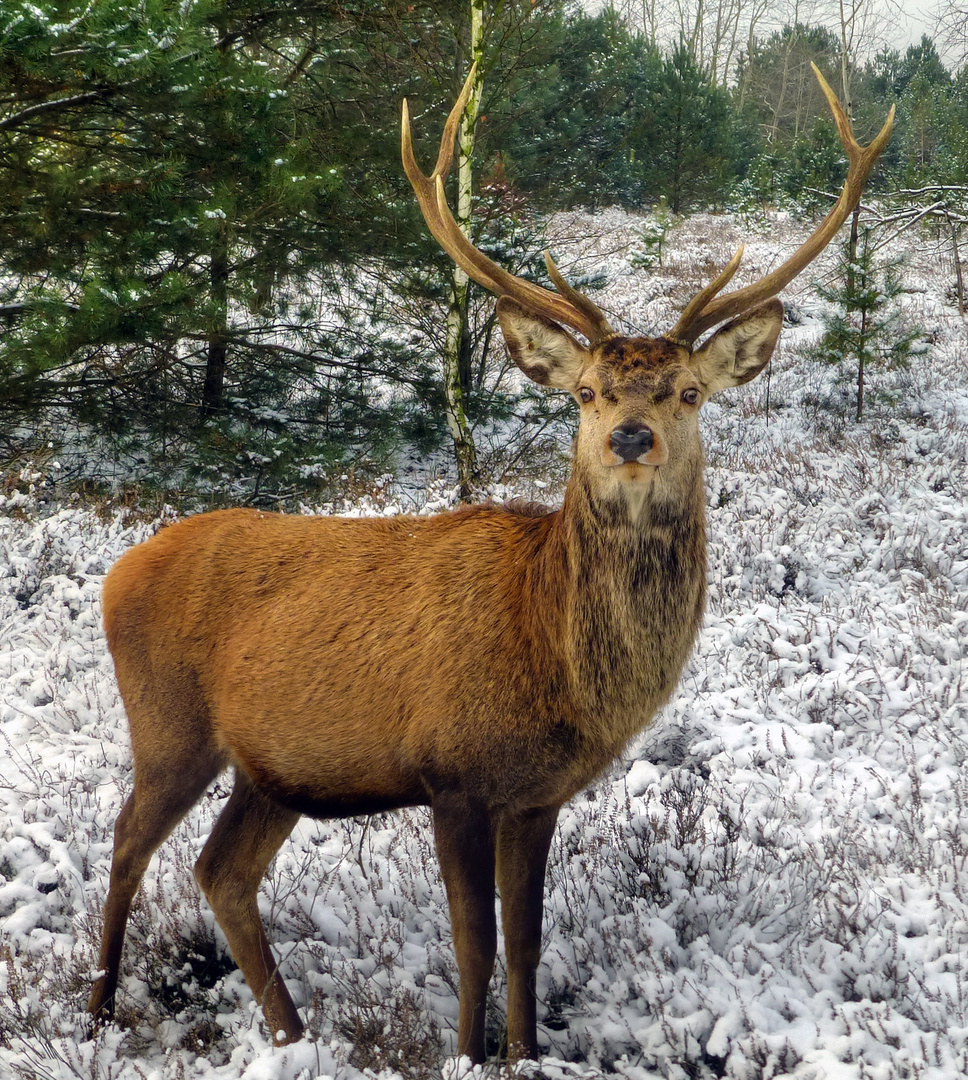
402;66;894;505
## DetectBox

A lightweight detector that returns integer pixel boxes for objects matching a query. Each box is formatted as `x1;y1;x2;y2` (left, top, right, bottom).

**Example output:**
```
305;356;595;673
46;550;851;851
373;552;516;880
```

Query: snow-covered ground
2;211;967;1079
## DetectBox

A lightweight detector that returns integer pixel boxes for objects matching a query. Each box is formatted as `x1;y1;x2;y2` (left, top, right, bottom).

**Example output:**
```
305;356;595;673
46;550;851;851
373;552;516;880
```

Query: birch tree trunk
835;0;875;118
838;0;854;117
443;1;484;501
848;205;863;420
948;211;966;317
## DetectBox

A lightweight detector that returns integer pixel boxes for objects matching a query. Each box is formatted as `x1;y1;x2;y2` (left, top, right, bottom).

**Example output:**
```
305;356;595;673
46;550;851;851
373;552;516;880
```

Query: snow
1;211;967;1079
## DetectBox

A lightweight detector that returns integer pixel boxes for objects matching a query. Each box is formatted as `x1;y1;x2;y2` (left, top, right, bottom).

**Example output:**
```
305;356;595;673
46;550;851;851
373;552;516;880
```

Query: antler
669;63;895;346
402;67;615;344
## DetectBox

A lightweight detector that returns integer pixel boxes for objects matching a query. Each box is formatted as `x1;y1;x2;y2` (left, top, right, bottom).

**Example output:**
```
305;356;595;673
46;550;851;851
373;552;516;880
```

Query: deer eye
579;387;595;404
681;388;700;405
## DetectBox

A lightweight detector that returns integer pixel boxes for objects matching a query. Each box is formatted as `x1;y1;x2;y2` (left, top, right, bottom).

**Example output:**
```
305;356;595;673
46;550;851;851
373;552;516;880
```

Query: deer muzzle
609;423;654;463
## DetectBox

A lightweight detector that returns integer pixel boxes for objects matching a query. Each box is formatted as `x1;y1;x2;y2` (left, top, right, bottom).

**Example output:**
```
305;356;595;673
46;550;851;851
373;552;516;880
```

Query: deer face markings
575;338;703;479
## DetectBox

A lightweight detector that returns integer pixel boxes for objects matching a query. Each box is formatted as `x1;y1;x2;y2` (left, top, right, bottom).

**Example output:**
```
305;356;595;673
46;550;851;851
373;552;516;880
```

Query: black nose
609;422;653;462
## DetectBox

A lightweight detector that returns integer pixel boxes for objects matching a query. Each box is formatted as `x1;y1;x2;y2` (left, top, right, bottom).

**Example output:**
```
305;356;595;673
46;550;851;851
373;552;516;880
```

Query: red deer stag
88;65;892;1062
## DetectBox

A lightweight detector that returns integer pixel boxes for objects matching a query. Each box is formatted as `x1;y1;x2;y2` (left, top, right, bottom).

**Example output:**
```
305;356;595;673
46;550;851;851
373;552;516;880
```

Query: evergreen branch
187;334;431;390
0;302;80;318
0;88;115;131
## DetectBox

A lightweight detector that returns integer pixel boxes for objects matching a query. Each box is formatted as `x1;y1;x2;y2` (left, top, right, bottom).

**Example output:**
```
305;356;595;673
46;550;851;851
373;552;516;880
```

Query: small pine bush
813;220;922;421
630;198;673;270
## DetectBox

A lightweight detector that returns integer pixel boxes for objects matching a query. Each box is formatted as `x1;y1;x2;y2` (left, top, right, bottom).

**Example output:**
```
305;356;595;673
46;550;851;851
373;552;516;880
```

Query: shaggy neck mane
532;463;708;750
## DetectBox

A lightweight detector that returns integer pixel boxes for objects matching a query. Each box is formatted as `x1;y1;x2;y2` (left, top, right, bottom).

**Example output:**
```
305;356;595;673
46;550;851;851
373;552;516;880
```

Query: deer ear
691;299;783;394
497;297;590;391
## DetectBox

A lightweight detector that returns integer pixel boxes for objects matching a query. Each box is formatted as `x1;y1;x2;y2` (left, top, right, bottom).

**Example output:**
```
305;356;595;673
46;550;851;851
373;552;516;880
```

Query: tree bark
948;211;965;317
848;206;863;421
202;222;229;419
202;25;232;422
443;0;484;501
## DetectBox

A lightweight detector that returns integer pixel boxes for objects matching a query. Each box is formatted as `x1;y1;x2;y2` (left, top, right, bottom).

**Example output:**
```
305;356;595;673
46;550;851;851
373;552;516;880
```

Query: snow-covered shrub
630;200;673;271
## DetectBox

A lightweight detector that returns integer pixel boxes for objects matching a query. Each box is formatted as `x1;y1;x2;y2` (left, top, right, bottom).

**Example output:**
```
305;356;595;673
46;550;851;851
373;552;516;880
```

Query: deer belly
220;714;429;818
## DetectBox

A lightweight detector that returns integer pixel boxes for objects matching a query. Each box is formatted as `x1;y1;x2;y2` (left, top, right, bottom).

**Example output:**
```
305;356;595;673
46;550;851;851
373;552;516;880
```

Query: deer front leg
495;805;559;1061
431;791;497;1064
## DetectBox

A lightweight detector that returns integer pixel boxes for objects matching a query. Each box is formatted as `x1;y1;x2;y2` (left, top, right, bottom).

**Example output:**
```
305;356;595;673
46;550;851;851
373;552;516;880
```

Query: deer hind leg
192;767;301;1044
496;805;559;1062
87;749;223;1024
431;791;498;1064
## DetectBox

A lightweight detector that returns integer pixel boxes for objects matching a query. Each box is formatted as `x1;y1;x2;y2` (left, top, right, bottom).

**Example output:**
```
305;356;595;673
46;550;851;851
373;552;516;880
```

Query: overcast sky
581;0;946;59
887;0;936;50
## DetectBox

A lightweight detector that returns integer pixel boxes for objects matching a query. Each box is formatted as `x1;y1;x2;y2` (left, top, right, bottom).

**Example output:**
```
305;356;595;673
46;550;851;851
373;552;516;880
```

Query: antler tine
402;68;614;343
543;251;614;342
670;63;895;346
665;245;744;344
401;69;476;256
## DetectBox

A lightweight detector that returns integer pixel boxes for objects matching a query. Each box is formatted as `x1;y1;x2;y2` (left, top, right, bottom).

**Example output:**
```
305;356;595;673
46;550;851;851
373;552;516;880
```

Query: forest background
2;0;968;504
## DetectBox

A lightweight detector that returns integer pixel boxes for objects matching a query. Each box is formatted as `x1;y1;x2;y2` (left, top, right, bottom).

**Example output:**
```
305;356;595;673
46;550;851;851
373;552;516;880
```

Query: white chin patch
621;478;653;524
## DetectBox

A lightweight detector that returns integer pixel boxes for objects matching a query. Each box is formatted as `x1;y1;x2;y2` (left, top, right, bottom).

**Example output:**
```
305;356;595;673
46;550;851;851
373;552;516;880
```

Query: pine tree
0;1;352;481
814;223;920;421
648;43;742;214
496;10;664;208
1;0;575;495
630;197;673;269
